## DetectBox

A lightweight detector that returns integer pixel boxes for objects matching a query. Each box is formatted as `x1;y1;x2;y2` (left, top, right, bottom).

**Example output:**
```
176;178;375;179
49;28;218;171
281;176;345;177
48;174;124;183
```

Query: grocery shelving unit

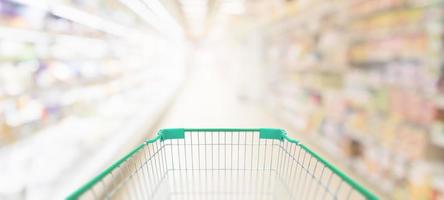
259;0;444;199
0;0;186;199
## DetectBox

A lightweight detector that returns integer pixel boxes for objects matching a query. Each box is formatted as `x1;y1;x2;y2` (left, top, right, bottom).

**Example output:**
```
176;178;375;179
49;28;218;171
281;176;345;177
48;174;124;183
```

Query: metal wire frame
68;129;377;200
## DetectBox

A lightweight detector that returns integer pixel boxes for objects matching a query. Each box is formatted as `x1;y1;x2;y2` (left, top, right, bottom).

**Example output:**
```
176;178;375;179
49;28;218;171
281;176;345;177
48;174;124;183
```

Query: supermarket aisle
157;50;280;129
155;48;383;198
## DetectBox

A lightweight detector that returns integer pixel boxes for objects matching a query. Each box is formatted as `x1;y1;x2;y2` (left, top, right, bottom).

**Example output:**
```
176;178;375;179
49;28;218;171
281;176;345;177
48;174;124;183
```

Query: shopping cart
67;128;377;200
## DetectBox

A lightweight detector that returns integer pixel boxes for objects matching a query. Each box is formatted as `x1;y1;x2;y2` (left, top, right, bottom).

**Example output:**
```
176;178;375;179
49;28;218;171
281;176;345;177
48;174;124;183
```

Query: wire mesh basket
67;128;377;200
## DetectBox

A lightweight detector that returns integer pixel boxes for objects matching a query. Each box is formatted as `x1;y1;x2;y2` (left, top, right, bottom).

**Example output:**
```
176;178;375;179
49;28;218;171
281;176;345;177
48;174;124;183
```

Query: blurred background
0;0;443;199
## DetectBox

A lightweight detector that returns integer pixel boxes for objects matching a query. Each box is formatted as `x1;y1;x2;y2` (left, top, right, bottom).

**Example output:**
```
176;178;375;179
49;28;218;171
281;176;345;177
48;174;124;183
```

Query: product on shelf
0;0;186;198
262;0;444;199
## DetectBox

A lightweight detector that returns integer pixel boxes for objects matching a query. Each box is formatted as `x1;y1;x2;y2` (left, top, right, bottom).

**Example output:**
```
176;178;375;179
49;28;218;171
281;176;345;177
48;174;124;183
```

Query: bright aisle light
118;0;171;34
180;0;208;36
203;0;245;40
120;0;184;39
179;0;246;37
220;0;245;15
50;5;133;37
10;0;184;40
10;0;141;38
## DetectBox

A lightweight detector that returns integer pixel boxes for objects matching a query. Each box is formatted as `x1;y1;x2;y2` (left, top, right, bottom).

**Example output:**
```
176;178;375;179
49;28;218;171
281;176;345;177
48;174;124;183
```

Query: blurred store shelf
0;0;186;199
259;0;444;199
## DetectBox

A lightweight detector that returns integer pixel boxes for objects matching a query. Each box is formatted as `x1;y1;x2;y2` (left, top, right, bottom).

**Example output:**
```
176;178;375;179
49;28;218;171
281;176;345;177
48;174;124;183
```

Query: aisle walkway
157;51;282;128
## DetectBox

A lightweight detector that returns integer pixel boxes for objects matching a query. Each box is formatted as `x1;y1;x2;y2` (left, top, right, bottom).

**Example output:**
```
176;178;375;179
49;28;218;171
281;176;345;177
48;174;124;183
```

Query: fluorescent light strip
120;0;182;38
119;0;170;33
141;0;183;33
10;0;141;38
50;5;129;37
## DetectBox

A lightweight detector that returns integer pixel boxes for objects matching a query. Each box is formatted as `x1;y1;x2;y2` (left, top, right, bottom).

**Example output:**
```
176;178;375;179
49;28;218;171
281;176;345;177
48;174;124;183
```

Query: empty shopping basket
67;128;377;200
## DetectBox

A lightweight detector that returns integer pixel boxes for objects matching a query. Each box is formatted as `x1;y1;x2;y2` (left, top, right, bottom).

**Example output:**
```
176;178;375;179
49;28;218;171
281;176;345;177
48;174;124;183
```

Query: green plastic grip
258;128;286;140
159;128;185;140
158;128;288;141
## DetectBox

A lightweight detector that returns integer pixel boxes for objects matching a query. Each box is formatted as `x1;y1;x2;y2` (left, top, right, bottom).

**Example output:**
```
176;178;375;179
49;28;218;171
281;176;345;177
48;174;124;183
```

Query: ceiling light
9;0;142;38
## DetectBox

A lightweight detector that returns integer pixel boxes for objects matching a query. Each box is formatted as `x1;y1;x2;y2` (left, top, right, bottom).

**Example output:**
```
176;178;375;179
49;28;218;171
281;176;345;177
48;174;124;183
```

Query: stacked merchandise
346;1;444;199
0;0;108;146
263;0;444;199
0;0;185;199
